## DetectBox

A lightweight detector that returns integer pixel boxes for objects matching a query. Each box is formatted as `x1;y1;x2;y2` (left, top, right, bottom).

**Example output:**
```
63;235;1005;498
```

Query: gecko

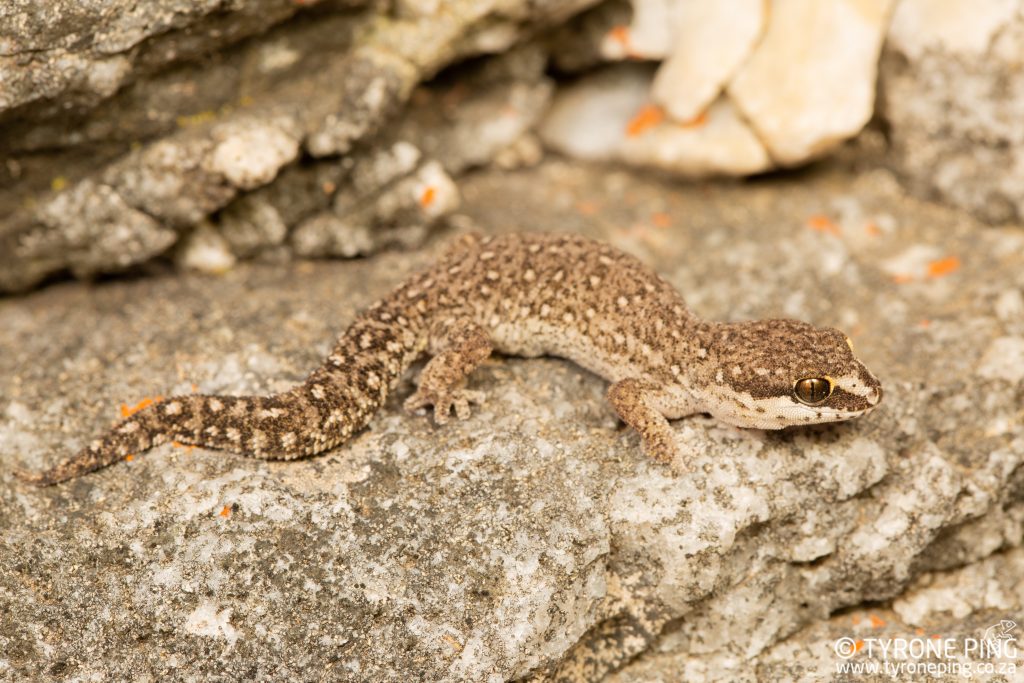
18;231;883;486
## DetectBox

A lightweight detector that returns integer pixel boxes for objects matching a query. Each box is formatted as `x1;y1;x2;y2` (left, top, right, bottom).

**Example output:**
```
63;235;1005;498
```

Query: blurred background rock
2;0;1020;293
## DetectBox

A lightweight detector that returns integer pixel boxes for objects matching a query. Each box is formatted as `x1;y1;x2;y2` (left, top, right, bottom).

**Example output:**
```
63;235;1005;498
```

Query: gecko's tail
18;312;427;486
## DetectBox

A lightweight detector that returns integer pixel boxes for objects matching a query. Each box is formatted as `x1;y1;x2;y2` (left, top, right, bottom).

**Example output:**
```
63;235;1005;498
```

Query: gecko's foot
641;435;686;475
404;387;485;425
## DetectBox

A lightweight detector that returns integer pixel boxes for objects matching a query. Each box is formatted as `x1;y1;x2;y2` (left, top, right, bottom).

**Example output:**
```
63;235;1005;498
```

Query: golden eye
793;377;833;405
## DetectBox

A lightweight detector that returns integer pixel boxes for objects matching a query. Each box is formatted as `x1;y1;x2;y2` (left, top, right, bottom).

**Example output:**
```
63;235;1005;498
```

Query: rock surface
0;0;592;294
2;156;1022;681
651;0;764;122
9;0;1016;296
879;0;1024;224
728;0;895;165
539;64;771;176
543;0;894;177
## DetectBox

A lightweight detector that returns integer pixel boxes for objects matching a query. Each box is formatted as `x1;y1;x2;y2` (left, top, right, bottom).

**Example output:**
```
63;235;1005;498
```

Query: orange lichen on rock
124;454;134;462
608;25;630;48
120;396;163;419
219;505;231;518
171;441;196;452
806;214;841;236
651;212;671;228
677;111;708;129
419;186;436;208
927;256;960;278
869;614;886;628
626;105;664;137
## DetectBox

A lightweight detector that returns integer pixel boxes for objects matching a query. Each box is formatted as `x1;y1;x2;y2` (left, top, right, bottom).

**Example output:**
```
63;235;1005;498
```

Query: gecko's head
703;319;882;429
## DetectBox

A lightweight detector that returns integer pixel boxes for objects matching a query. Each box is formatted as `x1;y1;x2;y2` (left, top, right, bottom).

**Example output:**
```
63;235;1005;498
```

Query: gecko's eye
793;377;833;405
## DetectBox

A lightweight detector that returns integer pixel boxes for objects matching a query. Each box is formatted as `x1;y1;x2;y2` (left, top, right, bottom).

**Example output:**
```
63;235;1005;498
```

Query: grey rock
0;0;596;294
0;179;178;289
879;0;1024;224
393;44;555;175
545;0;632;74
219;196;290;258
2;159;1022;681
0;0;356;123
291;148;459;258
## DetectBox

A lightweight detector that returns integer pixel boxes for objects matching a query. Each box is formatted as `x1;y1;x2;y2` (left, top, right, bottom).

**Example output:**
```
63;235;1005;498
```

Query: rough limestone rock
3;157;1022;681
621;548;1024;681
0;0;597;294
0;0;345;120
879;0;1024;224
290;147;460;258
728;0;895;165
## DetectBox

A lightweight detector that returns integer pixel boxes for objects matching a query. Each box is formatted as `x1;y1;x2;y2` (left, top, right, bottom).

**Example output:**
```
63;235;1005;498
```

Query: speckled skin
20;232;882;485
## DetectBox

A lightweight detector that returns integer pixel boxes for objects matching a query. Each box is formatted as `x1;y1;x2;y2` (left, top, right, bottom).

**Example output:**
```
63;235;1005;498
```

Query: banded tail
18;311;428;486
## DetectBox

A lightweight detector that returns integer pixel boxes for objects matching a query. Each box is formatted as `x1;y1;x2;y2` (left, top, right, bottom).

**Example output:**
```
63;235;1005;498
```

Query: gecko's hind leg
404;318;492;425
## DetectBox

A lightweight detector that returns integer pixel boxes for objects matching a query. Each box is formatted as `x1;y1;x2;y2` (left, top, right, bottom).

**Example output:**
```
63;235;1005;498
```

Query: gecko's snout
855;363;883;408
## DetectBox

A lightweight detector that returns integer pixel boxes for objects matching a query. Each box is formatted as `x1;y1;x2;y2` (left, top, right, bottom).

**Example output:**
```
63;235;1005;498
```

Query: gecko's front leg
404;318;492;424
607;378;691;472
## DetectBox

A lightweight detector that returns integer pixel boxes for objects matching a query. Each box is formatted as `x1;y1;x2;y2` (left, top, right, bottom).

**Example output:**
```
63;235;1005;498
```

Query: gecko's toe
451;389;485;421
432;400;453;425
641;435;683;471
403;391;430;415
406;387;484;425
453;390;485;420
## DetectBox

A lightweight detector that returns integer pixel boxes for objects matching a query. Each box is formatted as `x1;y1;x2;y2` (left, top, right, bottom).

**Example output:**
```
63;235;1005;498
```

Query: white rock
888;0;1020;59
541;65;771;177
411;160;460;219
177;224;237;274
728;0;895;165
208;117;300;191
600;0;684;60
539;64;651;161
619;97;771;176
184;601;239;645
652;0;765;122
